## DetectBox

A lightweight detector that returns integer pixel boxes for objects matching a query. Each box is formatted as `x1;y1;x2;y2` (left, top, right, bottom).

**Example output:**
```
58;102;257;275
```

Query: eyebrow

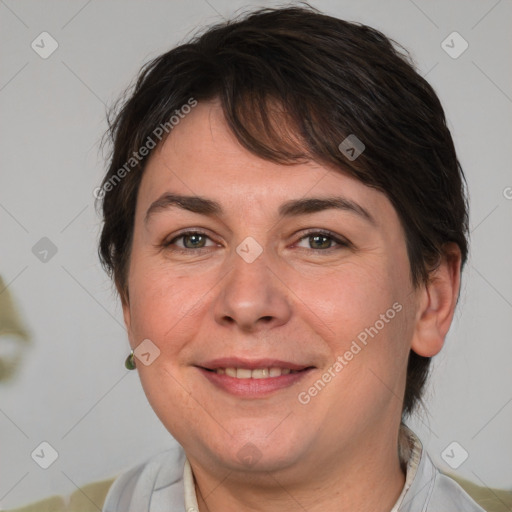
144;193;376;226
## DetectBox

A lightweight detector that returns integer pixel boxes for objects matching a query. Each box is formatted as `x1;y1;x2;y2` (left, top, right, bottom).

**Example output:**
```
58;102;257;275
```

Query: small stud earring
125;350;136;370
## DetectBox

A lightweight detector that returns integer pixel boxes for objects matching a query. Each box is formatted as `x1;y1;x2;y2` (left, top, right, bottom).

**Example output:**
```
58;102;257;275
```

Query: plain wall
0;0;511;508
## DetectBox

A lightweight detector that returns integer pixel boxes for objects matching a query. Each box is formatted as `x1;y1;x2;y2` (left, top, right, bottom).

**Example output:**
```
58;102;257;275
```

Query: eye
161;229;351;253
163;231;216;250
295;230;350;251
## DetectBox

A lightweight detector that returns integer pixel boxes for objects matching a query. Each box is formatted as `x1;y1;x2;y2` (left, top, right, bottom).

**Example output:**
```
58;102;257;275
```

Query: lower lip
197;368;314;398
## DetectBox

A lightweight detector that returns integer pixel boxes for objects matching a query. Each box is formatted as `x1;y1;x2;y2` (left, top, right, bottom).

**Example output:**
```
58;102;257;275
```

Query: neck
191;424;408;512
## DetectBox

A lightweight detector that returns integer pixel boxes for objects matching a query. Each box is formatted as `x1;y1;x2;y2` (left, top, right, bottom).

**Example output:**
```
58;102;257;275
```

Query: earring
125;350;136;370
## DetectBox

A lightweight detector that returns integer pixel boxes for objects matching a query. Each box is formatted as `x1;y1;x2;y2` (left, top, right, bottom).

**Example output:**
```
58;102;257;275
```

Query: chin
200;425;308;472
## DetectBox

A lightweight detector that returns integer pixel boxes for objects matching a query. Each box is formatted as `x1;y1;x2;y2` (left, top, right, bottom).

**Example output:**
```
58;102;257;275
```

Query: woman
95;5;485;512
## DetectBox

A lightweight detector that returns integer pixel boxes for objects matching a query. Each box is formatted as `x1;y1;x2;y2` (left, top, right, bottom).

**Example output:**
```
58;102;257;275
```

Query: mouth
196;358;315;397
202;367;308;378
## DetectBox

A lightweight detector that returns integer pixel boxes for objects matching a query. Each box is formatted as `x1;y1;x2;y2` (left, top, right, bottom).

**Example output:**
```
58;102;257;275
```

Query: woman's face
123;99;420;477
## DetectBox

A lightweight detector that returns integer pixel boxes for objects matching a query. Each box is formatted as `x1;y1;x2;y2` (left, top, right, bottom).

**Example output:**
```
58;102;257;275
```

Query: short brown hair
97;5;469;417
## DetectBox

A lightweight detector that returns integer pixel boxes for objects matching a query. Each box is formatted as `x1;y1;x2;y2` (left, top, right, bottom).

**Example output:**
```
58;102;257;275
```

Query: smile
197;359;315;397
209;367;299;378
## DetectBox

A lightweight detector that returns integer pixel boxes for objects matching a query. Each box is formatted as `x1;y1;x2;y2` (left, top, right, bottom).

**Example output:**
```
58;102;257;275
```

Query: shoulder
4;445;186;512
398;426;489;512
423;451;512;512
413;449;492;512
428;465;487;511
103;443;187;511
445;471;512;512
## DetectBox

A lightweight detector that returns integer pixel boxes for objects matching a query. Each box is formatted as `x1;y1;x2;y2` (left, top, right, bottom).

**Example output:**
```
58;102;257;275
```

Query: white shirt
102;427;485;512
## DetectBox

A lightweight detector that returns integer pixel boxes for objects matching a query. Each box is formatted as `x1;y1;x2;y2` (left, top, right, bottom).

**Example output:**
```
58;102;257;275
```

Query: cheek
126;261;220;376
310;261;411;392
128;264;194;336
318;263;400;338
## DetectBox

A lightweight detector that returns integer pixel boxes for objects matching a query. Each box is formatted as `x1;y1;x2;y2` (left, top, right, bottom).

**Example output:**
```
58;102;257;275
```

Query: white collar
184;457;200;511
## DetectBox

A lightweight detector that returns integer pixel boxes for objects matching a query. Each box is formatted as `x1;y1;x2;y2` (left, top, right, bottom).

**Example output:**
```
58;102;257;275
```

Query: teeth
216;367;298;378
252;368;269;379
269;367;282;377
225;367;237;377
236;368;252;379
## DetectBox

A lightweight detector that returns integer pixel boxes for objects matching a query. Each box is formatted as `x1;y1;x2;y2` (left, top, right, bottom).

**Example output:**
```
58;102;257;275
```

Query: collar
390;424;425;511
184;457;200;511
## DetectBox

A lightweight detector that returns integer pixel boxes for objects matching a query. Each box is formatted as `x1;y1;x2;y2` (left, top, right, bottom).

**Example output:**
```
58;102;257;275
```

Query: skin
122;99;461;512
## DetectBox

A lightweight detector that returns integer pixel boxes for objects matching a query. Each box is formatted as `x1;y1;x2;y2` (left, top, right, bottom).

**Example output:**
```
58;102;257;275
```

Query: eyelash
162;229;351;254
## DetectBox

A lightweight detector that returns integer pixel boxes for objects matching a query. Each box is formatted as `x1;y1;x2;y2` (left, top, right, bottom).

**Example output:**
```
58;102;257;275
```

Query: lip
195;357;315;398
198;357;311;371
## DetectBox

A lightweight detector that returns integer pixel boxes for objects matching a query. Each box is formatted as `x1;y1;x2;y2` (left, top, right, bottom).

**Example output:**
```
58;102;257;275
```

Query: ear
411;243;462;357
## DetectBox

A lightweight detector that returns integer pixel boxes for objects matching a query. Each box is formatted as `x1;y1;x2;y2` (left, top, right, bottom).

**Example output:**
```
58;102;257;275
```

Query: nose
213;244;292;333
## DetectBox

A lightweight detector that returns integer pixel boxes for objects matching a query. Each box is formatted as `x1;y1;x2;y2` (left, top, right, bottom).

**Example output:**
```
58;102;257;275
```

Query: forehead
138;100;395;225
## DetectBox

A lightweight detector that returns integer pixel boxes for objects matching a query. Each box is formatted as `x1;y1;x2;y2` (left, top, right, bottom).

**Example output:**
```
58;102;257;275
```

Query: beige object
0;276;31;382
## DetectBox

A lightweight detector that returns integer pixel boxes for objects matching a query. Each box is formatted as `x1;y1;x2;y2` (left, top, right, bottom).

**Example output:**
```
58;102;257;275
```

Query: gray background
0;0;511;508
